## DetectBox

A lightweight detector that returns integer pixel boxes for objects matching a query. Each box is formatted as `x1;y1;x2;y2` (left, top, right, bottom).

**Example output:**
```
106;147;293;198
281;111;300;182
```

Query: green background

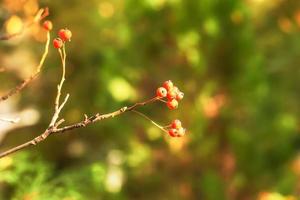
1;0;300;199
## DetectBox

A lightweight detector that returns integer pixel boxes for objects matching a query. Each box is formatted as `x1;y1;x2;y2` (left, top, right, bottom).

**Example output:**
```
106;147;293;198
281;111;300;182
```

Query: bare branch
0;7;49;41
0;97;160;159
0;31;51;102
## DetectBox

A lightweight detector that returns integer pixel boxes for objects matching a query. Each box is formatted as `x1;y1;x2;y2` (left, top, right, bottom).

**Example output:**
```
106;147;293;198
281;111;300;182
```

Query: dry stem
0;31;50;101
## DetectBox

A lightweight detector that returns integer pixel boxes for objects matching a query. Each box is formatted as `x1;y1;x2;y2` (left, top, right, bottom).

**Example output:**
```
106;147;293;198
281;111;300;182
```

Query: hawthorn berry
163;80;173;91
156;87;167;98
53;38;63;49
176;91;184;101
43;20;53;31
171;119;182;129
168;129;178;137
177;128;186;137
167;88;177;100
58;28;72;41
173;86;179;93
167;99;178;110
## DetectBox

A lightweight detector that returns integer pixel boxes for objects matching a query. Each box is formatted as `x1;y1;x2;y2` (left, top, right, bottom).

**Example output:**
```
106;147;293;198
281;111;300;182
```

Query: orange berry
167;99;178;109
168;129;178;137
156;87;167;98
163;80;173;91
176;92;184;101
167;88;177;100
53;38;63;49
58;28;72;41
171;119;182;129
177;128;186;137
43;20;53;31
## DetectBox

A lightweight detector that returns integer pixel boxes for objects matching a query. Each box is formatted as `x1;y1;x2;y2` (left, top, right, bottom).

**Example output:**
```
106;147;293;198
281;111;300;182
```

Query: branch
0;7;49;41
48;45;68;127
0;31;50;102
0;97;160;159
0;117;20;123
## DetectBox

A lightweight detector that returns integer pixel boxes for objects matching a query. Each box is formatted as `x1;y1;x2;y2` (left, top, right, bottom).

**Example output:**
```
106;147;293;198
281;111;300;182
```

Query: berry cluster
53;29;72;49
41;20;188;138
167;119;186;137
42;19;72;49
156;80;184;109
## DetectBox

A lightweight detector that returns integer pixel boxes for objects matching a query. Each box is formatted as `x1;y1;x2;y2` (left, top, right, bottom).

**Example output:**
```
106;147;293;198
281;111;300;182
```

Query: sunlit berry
168;129;178;137
58;28;72;41
167;99;178;109
171;119;182;129
163;80;173;91
43;20;52;31
173;86;179;93
53;38;63;49
177;128;186;137
176;92;184;101
156;87;167;98
167;88;177;100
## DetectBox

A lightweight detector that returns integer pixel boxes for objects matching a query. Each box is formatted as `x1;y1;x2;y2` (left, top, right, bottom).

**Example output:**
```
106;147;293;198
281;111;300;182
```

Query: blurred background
0;0;300;199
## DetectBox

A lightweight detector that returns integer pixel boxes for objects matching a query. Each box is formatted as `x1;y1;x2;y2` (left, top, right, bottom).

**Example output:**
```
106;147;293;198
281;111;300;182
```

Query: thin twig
131;110;167;133
0;117;20;123
0;31;50;101
157;98;167;103
49;45;68;127
0;7;49;41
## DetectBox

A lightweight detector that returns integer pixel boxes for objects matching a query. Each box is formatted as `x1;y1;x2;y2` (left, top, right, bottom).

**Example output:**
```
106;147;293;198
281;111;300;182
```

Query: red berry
43;20;53;31
177;128;186;137
53;38;63;49
171;119;182;129
163;80;173;91
58;28;72;41
167;99;178;110
176;92;184;101
173;86;179;93
168;129;178;137
156;87;167;98
167;88;177;100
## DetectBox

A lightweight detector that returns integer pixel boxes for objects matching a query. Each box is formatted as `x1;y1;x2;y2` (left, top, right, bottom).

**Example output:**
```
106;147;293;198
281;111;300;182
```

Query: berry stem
158;99;167;103
131;110;168;133
49;44;68;127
